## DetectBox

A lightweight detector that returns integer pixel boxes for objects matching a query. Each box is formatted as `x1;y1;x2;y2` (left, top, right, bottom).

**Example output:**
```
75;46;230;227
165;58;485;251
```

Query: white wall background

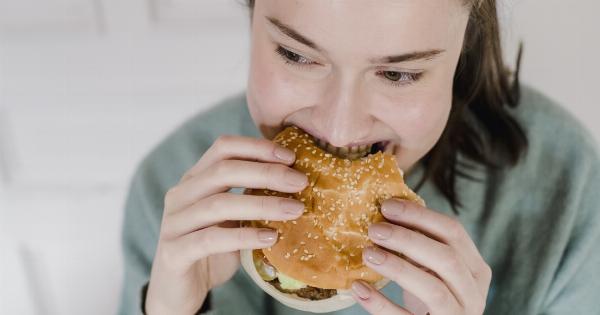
0;1;598;314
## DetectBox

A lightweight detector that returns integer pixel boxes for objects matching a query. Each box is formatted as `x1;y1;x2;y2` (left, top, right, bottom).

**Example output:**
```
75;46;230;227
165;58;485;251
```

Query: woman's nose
312;78;370;147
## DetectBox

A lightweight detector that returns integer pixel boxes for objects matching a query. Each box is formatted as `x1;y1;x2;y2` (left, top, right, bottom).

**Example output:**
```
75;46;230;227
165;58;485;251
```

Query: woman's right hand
144;135;309;315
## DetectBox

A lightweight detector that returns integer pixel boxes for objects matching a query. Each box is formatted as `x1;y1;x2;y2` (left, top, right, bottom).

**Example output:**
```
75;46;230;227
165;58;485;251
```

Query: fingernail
363;247;387;265
352;281;371;300
381;199;404;218
258;229;278;243
369;223;392;240
285;170;308;187
280;198;305;215
274;146;295;162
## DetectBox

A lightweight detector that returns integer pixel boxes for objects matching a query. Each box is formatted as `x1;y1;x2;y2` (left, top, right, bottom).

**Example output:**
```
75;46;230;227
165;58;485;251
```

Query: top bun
245;126;425;289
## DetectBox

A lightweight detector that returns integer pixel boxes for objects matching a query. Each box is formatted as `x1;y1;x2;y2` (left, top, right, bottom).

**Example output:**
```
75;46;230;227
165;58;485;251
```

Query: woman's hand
351;199;492;315
144;135;309;315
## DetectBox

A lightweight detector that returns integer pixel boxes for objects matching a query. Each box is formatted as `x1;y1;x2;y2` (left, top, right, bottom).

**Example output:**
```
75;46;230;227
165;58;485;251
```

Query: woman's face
246;0;470;172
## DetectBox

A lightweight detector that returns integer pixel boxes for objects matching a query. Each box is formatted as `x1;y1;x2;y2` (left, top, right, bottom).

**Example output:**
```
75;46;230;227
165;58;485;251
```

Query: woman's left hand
352;199;492;315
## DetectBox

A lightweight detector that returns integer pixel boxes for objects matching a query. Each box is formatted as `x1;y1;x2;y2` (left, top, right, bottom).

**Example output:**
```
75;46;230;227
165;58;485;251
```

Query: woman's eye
377;70;423;87
275;45;315;67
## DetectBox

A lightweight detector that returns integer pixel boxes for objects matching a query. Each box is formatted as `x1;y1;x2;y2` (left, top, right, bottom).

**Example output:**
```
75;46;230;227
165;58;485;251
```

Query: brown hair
244;0;527;213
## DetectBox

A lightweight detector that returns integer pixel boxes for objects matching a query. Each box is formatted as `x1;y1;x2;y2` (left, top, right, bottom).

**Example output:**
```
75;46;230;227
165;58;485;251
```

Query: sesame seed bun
241;126;425;312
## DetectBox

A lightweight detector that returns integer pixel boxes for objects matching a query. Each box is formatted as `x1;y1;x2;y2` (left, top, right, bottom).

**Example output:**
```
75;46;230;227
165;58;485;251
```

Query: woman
118;1;600;314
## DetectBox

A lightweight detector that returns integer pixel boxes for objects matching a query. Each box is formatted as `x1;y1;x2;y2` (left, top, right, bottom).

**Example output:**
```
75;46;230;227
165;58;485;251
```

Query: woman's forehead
257;0;469;59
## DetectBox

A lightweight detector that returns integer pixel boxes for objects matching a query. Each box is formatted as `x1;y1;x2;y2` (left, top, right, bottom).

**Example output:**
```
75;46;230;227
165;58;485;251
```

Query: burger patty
268;278;337;300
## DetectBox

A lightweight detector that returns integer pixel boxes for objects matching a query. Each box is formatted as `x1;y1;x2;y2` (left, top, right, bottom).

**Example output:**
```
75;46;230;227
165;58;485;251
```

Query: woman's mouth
312;137;389;160
281;124;390;160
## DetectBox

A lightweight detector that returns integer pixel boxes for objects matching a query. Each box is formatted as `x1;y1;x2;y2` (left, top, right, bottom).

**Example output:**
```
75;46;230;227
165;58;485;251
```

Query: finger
351;280;413;315
403;290;430;315
381;199;492;293
163;193;305;238
165;160;308;211
180;135;296;182
362;247;462;314
369;222;480;308
164;226;277;270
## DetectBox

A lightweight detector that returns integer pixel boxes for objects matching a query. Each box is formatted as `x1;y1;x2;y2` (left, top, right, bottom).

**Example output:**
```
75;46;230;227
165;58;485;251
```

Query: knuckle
371;298;388;314
447;218;465;242
181;172;194;183
396;226;414;242
442;248;462;272
203;193;226;219
260;197;268;214
262;139;279;154
180;170;192;181
409;203;425;219
164;186;178;206
429;284;450;306
213;159;233;177
477;262;493;284
261;196;278;215
236;228;257;247
389;258;407;282
205;193;225;211
215;134;235;149
236;227;246;243
259;163;273;181
484;263;493;280
194;230;212;254
260;163;286;183
159;219;176;241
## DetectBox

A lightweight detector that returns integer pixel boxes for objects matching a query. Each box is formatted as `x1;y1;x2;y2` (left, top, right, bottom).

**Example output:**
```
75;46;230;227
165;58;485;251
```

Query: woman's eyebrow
369;49;446;64
266;16;321;52
265;16;445;64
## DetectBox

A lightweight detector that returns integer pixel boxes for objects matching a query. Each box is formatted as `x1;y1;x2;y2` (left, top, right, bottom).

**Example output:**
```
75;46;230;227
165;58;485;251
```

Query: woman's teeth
314;137;376;159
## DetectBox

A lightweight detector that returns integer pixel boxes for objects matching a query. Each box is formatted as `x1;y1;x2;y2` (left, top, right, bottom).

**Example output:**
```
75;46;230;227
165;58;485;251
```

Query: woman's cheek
253;57;317;111
405;100;450;150
249;61;299;123
375;89;451;162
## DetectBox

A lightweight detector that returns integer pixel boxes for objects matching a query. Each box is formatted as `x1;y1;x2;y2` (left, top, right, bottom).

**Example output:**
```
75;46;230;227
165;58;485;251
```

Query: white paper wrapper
240;249;390;313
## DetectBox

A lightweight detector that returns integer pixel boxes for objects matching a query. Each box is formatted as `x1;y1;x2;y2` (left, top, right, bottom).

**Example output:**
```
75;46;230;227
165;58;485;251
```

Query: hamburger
241;125;425;313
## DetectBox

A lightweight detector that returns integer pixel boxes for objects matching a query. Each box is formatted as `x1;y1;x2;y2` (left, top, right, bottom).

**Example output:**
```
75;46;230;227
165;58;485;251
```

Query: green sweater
118;85;600;315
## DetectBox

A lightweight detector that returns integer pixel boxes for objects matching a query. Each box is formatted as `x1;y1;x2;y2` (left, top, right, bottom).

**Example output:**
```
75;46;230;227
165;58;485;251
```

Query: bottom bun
240;249;390;313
